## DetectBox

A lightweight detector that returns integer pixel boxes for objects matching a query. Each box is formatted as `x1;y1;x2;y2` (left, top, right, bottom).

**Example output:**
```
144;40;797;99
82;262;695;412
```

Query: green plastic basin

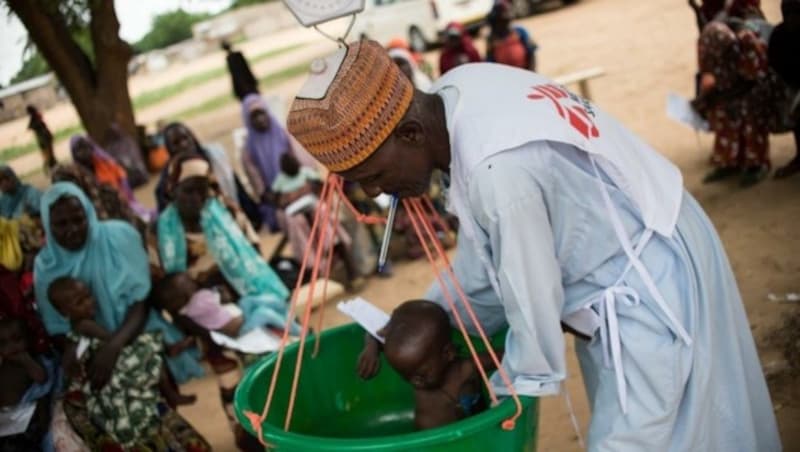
235;323;539;451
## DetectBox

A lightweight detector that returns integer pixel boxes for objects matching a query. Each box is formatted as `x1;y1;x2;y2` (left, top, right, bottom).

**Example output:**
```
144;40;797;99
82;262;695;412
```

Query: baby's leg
159;363;196;407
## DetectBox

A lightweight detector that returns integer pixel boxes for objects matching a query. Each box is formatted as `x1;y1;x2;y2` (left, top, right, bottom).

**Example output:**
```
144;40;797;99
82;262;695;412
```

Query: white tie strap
588;157;692;414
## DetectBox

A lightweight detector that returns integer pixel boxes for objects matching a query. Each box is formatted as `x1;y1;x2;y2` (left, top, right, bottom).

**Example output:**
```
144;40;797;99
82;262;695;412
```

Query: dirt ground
5;0;798;449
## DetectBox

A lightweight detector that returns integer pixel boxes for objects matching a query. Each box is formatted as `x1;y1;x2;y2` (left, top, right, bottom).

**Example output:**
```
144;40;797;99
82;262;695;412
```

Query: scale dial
282;0;365;27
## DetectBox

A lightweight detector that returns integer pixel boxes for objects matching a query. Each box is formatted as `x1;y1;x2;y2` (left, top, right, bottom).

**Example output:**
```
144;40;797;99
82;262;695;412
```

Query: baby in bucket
359;300;495;430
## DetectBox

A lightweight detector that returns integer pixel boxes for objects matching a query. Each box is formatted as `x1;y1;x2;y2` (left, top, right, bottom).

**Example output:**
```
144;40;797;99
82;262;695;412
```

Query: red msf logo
528;85;599;140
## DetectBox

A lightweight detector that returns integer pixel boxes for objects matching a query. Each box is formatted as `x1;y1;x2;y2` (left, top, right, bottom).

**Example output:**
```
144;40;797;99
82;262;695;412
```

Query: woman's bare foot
165;390;198;407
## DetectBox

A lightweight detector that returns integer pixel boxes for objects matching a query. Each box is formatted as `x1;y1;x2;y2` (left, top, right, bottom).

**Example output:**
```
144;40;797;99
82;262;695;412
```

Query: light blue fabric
239;294;301;335
426;141;780;450
33;182;204;383
157;197;289;299
144;314;205;383
34;183;151;336
0;166;41;219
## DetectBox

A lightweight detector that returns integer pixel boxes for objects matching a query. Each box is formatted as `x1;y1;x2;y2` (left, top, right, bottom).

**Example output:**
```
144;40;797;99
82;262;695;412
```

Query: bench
553;67;606;101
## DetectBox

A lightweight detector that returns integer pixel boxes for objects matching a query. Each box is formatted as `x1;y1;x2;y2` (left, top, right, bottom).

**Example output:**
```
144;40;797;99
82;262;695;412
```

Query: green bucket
235;323;539;451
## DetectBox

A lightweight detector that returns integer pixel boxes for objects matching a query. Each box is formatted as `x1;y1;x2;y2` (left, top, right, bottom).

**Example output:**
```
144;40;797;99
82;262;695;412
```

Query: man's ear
394;120;425;146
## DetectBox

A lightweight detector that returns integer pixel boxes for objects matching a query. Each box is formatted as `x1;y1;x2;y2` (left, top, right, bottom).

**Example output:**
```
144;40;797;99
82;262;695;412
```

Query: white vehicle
350;0;493;52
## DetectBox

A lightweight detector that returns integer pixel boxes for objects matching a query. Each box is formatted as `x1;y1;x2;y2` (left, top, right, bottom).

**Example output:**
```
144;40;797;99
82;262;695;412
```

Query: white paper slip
0;402;36;437
337;297;390;343
210;328;283;355
666;92;709;132
285;194;318;217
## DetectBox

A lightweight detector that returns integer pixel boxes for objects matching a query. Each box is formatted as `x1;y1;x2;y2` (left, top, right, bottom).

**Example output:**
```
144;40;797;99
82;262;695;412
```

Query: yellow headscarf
0;218;23;271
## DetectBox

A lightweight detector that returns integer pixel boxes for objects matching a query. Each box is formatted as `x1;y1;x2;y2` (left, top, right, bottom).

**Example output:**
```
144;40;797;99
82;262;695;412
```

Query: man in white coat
286;40;780;451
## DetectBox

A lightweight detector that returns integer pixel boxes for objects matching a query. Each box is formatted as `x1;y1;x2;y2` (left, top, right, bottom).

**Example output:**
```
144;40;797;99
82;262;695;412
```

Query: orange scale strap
405;197;523;430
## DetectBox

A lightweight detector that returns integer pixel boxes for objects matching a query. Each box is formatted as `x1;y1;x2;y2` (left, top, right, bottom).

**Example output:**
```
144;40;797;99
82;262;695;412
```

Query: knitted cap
287;40;414;172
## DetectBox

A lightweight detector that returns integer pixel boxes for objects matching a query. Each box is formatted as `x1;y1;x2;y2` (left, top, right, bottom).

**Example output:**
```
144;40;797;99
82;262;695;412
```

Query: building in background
0;74;64;124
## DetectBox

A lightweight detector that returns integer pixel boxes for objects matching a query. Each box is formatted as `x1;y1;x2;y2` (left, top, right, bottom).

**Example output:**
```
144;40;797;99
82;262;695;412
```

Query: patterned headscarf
287;40;414;172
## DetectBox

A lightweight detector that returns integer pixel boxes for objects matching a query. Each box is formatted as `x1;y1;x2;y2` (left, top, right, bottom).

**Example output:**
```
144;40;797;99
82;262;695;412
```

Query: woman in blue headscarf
0;166;42;219
33;182;209;450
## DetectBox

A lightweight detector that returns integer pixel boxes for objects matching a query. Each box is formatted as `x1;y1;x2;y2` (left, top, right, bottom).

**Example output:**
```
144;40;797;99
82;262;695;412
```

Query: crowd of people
0;19;482;449
690;0;799;186
439;2;538;75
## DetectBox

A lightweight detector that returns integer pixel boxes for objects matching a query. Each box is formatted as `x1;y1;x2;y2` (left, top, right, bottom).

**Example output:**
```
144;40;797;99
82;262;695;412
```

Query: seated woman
240;93;320;232
48;276;195;447
69;135;153;221
33;182;209;451
101;123;148;188
0;166;41;219
156;154;291;450
155;122;240;212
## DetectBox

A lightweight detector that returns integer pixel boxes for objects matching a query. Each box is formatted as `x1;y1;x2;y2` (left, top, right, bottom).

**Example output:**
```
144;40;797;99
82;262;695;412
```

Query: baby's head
0;318;28;358
381;300;456;390
152;272;199;314
280;152;300;178
48;277;95;323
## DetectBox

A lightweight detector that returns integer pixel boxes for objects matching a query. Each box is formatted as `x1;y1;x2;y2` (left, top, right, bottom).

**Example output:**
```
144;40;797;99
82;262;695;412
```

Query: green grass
2;44;310;163
1;124;84;162
132;42;306;110
175;60;312;120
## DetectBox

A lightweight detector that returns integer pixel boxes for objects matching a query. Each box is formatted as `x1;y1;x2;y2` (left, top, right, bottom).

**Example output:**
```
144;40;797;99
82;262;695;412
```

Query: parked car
509;0;579;19
351;0;493;52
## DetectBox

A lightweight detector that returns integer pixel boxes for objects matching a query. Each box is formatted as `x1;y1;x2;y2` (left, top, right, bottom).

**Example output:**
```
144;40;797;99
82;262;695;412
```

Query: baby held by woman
152;272;300;339
359;300;493;430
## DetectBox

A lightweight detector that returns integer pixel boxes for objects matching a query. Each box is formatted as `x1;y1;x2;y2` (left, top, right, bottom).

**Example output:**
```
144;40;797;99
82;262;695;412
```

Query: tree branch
6;0;96;93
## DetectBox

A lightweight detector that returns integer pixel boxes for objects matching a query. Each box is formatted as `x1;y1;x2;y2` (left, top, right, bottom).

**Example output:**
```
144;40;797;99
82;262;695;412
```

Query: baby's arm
218;315;244;338
357;333;383;379
73;319;112;341
61;341;82;378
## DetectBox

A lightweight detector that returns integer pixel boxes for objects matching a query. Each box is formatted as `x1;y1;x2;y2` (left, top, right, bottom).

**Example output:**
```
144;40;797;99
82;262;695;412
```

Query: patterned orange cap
287;40;414;172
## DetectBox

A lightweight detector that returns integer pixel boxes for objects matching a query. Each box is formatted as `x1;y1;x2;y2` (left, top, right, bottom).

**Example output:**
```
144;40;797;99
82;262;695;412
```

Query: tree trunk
6;0;136;148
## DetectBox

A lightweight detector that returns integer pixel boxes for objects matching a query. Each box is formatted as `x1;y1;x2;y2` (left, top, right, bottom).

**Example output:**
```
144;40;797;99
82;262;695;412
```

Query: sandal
739;166;769;188
702;167;739;184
